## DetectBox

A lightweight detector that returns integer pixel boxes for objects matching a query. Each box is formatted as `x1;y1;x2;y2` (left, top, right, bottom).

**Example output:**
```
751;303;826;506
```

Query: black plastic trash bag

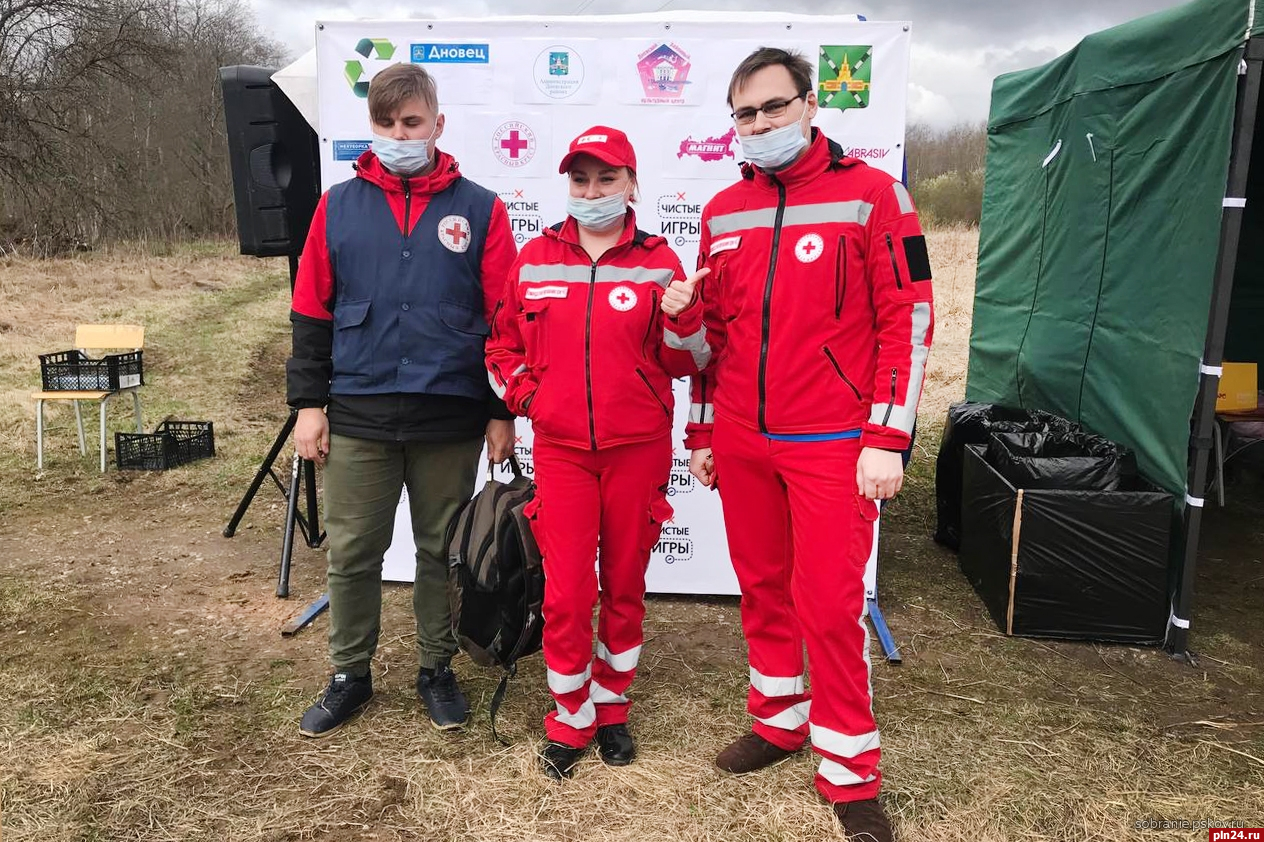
985;430;1137;492
958;445;1172;643
934;402;1069;549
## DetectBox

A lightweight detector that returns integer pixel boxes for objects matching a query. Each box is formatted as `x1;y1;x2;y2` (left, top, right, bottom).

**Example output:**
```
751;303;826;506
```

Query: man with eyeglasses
663;47;933;840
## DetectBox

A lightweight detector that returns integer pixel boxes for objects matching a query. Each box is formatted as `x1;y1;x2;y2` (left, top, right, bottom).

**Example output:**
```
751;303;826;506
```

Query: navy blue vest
325;174;495;400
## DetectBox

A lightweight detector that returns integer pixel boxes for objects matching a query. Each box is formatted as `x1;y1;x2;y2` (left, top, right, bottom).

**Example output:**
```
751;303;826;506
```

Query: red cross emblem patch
608;285;637;312
795;233;824;264
438;215;472;254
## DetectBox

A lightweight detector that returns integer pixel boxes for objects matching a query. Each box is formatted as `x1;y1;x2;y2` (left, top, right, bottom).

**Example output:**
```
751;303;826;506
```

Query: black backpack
445;455;544;741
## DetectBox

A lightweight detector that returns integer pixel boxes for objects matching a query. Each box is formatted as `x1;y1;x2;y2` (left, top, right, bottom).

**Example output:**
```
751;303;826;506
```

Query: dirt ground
0;233;1261;841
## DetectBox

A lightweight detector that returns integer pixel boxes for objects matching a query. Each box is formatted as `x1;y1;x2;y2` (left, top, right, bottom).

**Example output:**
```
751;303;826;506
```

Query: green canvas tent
966;0;1264;656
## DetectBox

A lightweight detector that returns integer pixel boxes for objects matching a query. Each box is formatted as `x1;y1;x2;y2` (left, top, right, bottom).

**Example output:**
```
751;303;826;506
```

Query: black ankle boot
540;741;587;780
595;723;636;765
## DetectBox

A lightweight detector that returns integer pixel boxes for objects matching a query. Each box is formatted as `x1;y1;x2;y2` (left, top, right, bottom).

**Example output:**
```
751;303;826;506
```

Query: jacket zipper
758;176;788;433
835;235;847;318
822;346;862;400
642;290;658;359
635;367;671;422
885;232;903;290
881;367;898;427
401;177;411;235
585;261;598;450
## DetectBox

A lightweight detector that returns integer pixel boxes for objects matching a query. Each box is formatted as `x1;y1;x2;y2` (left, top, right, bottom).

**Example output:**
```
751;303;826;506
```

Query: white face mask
566;190;629;232
736;105;810;171
371;121;439;175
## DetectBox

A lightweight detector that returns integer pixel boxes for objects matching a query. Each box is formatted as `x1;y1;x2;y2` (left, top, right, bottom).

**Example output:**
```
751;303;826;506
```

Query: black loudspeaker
219;65;321;258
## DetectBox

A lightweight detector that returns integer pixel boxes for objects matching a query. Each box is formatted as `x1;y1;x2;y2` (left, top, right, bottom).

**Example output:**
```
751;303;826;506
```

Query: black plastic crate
39;349;144;391
115;421;214;471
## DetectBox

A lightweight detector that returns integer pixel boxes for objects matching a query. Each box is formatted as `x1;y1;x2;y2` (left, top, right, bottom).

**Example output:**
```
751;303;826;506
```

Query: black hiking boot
416;661;469;730
298;670;373;738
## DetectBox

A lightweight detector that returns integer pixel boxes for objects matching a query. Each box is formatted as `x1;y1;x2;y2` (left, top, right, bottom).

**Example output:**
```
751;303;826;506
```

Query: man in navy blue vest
287;63;518;737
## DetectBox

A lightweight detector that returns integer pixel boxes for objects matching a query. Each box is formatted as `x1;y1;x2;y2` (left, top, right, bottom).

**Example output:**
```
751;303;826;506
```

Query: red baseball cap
558;125;637;174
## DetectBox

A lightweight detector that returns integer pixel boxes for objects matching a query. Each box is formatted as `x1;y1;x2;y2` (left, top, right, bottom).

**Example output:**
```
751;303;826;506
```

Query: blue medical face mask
736;105;811;171
566;190;629;232
371;121;439;175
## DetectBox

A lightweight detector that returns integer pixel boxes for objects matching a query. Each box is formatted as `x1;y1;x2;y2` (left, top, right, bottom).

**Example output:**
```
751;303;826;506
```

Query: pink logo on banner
845;146;893;160
677;127;737;161
637;43;692;103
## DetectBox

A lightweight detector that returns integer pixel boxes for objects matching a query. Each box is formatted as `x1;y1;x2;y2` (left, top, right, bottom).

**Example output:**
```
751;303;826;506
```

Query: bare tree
905;121;987;226
0;0;285;252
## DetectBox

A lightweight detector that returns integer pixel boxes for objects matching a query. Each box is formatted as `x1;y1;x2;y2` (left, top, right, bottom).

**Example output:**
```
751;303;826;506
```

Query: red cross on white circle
437;215;472;254
795;233;825;264
608;285;637;312
500;130;529;158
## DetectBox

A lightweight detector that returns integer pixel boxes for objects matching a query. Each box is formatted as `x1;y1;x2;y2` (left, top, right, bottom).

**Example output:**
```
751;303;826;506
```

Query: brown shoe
715;731;798;774
832;798;894;842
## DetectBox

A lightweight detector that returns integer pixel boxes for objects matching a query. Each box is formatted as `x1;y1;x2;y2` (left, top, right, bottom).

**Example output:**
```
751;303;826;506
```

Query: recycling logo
345;38;397;98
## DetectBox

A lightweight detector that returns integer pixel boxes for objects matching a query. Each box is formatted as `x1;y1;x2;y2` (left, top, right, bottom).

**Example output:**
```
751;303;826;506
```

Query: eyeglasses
731;94;806;126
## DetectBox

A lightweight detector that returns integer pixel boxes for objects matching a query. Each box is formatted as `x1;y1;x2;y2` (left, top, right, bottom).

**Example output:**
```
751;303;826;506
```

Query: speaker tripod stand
223;409;329;634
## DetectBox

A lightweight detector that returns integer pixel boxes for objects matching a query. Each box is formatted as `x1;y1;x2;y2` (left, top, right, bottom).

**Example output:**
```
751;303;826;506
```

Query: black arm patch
902;235;932;282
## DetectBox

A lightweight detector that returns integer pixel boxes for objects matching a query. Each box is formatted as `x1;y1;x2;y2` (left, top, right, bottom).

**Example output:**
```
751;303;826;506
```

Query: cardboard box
1216;362;1258;412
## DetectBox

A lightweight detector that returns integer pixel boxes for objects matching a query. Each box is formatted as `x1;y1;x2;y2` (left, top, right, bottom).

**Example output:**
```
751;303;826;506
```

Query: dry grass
920;225;976;423
0;240;293;514
1;232;1262;842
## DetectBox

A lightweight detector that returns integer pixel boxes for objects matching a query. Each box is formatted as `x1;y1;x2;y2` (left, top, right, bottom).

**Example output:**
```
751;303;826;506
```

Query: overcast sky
247;0;1190;127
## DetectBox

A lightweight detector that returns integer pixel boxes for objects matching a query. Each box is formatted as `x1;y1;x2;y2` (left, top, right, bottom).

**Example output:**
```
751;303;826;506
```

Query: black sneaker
298;670;373;738
416;662;469;730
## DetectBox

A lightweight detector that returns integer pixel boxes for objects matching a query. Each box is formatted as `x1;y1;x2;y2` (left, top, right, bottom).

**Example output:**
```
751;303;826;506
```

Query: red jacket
487;213;705;449
684;130;934;452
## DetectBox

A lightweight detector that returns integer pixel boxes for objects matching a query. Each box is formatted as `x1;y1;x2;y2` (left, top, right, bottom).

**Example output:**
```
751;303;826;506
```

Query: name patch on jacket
524;285;569;300
710;235;741;256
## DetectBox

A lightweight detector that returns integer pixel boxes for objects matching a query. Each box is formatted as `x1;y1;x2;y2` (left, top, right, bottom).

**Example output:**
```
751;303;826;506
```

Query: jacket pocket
834;235;848;318
642;289;659;362
885;232;904;291
439;300;490;337
635;367;672;423
518;298;551;371
332;298;372;376
710;254;738;322
522;376;546;421
822;345;862;401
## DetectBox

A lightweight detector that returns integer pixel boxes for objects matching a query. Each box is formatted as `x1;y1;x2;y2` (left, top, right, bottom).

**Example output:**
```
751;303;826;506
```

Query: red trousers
712;417;881;803
530;435;672;747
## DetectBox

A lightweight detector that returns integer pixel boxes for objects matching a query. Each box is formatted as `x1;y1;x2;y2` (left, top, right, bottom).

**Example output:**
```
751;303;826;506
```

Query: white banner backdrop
314;14;911;594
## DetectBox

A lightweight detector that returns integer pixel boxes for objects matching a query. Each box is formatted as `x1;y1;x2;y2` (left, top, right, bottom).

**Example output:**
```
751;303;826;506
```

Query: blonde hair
367;63;439;121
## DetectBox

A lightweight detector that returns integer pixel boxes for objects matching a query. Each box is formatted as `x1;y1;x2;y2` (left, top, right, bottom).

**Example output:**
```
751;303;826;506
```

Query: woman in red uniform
487;126;709;779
